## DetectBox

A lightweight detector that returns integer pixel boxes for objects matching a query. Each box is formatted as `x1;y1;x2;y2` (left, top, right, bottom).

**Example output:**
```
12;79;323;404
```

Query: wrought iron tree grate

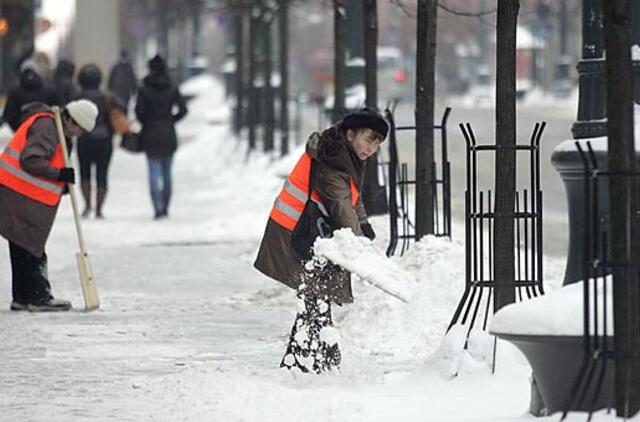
384;105;452;257
447;122;546;338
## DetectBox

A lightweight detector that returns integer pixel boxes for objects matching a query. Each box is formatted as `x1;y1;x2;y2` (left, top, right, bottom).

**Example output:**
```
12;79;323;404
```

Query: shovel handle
52;106;88;254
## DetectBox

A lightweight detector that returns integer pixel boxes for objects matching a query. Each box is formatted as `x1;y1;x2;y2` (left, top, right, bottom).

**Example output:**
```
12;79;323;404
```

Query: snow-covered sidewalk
0;76;630;421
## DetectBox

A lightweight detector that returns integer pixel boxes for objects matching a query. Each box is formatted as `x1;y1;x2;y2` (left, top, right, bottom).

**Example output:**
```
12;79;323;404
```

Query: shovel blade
76;251;99;310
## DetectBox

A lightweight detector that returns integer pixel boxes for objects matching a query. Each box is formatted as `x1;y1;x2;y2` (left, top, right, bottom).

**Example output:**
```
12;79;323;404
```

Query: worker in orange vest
255;108;388;373
0;99;98;312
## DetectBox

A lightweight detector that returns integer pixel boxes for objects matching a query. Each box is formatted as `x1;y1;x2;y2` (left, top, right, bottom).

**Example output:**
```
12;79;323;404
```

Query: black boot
81;181;92;218
281;290;340;374
9;242;71;312
96;188;107;219
26;298;72;312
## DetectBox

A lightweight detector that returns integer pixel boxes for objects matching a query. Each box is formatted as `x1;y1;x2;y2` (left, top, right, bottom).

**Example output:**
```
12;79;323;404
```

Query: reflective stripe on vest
269;152;360;231
0;112;64;206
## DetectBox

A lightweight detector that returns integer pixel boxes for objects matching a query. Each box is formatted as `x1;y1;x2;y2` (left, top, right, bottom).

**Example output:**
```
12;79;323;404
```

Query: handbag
106;93;130;135
120;131;141;153
291;160;334;261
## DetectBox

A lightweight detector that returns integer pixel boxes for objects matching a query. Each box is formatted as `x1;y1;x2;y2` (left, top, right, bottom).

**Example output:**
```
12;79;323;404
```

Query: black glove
361;222;376;240
57;167;75;184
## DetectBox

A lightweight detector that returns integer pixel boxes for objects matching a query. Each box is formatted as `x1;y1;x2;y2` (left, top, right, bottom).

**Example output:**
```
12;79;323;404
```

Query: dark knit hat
78;63;102;89
148;54;167;73
341;108;389;140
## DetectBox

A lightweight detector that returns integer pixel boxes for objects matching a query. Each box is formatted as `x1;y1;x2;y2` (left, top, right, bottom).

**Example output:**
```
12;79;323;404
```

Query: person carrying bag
105;92;140;153
254;108;388;374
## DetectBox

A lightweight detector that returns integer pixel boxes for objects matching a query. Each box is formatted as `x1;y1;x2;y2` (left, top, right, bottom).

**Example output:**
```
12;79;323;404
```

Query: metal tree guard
447;122;546;336
560;141;634;417
385;106;452;257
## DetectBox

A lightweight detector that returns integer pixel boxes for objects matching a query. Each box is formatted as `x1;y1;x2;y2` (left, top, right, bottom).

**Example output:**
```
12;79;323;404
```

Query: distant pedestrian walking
254;108;388;373
0;99;97;312
75;64;125;219
135;54;188;219
53;59;77;107
108;50;137;110
3;58;56;132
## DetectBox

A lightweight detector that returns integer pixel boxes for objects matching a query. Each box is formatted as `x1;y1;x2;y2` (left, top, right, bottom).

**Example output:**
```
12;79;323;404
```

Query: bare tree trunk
364;0;377;109
263;12;275;152
190;0;202;58
415;0;437;239
248;1;259;150
156;0;170;58
493;0;519;312
233;5;245;133
360;0;387;215
603;0;640;416
333;0;347;120
278;0;290;156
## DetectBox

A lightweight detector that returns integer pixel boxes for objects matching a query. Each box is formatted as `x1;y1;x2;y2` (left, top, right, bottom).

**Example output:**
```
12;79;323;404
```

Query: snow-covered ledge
490;277;613;337
489;280;615;415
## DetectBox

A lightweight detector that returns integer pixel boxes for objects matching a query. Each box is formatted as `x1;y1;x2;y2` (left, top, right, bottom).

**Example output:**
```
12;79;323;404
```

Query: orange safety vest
0;112;65;206
270;152;360;231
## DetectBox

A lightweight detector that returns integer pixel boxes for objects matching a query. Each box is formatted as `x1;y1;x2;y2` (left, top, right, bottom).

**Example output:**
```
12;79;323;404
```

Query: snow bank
335;234;470;370
179;74;218;97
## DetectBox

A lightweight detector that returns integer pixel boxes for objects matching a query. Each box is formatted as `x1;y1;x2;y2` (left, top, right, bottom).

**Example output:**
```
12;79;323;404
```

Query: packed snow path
0;77;628;421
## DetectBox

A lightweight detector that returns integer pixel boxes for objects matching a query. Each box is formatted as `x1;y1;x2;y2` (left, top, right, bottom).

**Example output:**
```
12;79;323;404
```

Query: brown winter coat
254;127;369;304
0;103;72;257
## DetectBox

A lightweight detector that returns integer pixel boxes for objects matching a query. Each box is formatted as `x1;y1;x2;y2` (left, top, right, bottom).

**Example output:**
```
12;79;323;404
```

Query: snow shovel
52;106;100;311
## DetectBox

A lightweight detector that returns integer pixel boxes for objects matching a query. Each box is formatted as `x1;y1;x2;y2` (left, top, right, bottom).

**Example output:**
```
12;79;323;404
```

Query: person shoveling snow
254;108;388;374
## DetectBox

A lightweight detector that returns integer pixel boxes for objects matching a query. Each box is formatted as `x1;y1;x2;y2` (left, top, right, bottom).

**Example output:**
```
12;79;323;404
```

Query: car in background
377;46;410;103
324;46;410;115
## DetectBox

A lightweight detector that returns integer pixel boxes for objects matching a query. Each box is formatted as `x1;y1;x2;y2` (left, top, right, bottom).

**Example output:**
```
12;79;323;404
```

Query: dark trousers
281;290;341;374
78;138;113;189
9;241;52;304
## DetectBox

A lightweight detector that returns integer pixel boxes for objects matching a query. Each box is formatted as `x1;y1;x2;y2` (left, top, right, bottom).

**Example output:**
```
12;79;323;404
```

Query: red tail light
395;69;407;82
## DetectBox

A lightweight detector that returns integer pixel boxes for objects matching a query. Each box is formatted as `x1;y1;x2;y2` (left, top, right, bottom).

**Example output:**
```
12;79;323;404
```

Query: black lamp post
571;0;606;140
572;0;640;140
553;0;640;286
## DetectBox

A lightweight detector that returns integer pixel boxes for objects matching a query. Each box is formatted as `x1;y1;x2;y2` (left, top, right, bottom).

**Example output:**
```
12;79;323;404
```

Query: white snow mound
313;228;415;302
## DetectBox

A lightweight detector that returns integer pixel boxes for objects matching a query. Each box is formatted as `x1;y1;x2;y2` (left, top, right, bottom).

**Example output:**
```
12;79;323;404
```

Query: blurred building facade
73;0;119;78
118;0;218;84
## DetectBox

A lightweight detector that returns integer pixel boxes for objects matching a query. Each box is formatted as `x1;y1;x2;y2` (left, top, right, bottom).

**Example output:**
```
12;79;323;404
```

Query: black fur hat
341;108;388;140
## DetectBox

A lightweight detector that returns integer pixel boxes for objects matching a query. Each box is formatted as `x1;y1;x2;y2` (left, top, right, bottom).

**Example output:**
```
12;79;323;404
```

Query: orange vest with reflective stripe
0;112;65;206
270;152;360;231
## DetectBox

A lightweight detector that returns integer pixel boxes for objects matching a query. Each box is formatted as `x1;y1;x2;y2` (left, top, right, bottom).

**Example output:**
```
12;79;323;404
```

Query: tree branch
390;0;497;20
437;2;497;17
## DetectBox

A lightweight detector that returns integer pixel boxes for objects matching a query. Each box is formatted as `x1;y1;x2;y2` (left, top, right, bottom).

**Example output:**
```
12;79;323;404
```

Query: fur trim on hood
306;126;364;185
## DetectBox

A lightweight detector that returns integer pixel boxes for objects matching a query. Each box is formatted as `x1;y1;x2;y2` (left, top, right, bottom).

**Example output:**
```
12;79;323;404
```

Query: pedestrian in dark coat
3;59;56;132
135;54;188;219
53;59;77;107
0;100;98;311
254;108;387;373
75;63;125;219
108;50;137;109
